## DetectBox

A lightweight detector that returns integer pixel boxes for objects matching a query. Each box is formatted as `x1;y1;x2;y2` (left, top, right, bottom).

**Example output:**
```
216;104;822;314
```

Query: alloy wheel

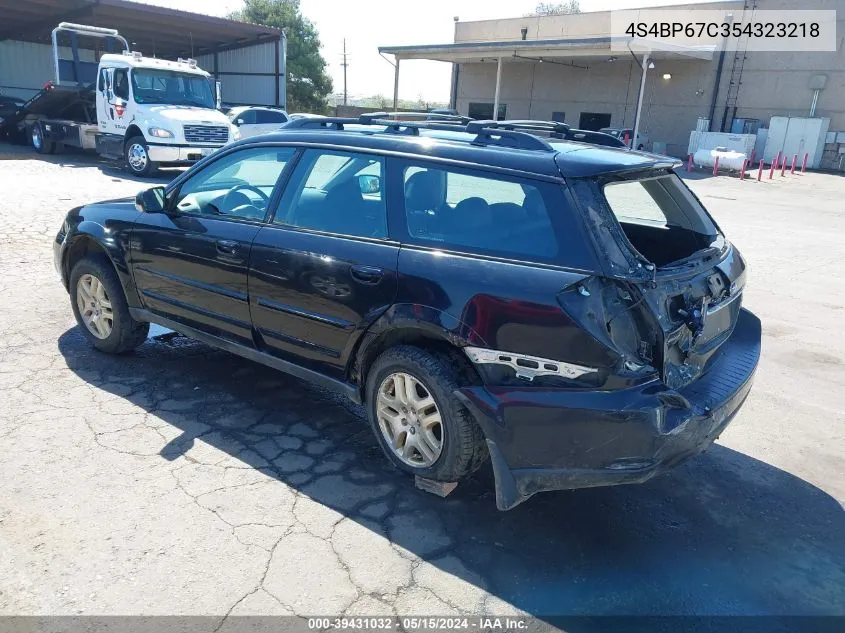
76;273;114;339
32;126;42;150
376;372;443;467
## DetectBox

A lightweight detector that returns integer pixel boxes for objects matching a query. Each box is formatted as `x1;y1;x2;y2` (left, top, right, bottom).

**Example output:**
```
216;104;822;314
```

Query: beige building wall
453;0;845;162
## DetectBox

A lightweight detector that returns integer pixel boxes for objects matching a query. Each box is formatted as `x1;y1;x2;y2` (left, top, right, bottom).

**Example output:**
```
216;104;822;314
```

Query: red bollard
713;155;720;176
757;159;764;181
769;159;775;179
687;154;693;172
740;159;747;180
790;154;797;175
780;155;787;177
801;152;809;173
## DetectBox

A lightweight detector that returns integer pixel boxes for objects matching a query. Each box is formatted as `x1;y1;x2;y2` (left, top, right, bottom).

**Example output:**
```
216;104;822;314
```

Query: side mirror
135;186;166;213
358;174;381;195
235;118;244;126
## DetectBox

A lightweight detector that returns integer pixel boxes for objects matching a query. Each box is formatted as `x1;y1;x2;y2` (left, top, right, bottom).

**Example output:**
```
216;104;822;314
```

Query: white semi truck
17;23;238;176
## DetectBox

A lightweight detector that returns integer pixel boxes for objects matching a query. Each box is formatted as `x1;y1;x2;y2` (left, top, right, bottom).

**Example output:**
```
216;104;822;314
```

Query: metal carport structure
0;0;286;107
379;37;716;144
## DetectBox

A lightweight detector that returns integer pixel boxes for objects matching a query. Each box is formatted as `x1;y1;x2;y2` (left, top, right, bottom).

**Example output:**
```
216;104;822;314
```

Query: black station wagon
54;116;761;510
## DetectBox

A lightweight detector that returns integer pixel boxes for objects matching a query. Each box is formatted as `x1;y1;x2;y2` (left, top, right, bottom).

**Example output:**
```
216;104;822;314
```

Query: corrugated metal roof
0;0;281;58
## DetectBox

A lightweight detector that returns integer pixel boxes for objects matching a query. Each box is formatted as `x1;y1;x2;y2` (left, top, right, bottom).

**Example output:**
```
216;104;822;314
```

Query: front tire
69;255;149;354
125;136;158;176
365;346;487;482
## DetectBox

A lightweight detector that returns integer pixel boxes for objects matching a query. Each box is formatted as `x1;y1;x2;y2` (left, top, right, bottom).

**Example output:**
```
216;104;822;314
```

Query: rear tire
31;123;55;154
365;345;487;482
69;255;149;354
125;135;158;177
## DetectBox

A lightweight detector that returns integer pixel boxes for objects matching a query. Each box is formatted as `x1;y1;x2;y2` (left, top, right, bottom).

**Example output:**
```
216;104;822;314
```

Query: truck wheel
125;136;158;176
69;255;149;354
365;346;487;483
31;123;55;154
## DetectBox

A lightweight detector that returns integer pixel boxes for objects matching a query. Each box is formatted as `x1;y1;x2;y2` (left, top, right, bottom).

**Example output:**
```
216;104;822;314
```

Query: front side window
402;164;559;259
275;149;387;239
173;146;294;221
229;109;256;125
130;69;214;108
113;68;129;100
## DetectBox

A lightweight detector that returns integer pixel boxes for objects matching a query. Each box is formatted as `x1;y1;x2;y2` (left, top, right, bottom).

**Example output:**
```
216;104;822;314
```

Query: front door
96;67;113;135
249;148;398;377
130;145;296;345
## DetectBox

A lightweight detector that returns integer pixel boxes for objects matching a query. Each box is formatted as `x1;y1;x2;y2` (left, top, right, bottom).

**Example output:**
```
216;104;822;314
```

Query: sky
137;0;715;102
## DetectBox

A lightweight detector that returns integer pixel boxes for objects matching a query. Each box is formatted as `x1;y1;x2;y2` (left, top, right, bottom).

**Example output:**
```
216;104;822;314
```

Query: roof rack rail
563;128;627;148
279;115;627;152
280;116;360;131
361;116;554;150
360;111;473;125
471;119;571;138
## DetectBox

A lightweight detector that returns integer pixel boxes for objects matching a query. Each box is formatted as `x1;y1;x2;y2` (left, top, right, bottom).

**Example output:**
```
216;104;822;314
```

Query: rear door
389;158;602;364
249;148;398;377
130;145;295;345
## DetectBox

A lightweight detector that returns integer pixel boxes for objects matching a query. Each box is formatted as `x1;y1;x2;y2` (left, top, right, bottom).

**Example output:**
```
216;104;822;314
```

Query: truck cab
24;22;235;176
95;52;235;175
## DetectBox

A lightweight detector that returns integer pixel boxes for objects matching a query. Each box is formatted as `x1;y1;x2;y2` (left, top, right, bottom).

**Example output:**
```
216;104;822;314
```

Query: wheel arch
124;124;144;145
352;304;486;402
64;229;141;308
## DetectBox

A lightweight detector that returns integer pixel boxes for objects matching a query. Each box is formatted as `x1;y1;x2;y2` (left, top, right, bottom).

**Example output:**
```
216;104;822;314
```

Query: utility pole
340;38;349;106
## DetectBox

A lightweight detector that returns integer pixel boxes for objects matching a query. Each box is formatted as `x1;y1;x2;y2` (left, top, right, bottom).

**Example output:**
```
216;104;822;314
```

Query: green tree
230;0;333;112
534;1;581;15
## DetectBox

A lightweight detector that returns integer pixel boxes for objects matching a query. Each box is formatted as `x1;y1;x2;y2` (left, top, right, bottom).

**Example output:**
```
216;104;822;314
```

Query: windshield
130;69;214;108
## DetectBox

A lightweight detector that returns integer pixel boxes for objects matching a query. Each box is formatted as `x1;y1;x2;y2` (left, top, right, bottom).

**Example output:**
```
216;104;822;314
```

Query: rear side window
401;164;559;260
256;109;287;124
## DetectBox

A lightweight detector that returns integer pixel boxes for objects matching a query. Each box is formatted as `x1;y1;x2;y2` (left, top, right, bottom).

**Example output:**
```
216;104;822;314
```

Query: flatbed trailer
14;83;98;154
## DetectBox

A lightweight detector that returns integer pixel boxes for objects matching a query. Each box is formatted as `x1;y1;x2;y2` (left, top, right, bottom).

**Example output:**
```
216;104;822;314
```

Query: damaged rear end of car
457;150;760;510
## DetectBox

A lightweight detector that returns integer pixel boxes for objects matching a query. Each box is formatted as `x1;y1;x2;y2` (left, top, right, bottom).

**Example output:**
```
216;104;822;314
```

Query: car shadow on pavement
56;326;845;621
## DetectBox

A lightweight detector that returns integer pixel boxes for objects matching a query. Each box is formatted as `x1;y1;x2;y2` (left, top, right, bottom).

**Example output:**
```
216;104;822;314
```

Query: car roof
228;128;677;179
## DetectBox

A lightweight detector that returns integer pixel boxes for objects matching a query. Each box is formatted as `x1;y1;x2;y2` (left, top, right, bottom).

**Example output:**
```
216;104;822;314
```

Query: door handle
350;265;383;284
216;239;238;255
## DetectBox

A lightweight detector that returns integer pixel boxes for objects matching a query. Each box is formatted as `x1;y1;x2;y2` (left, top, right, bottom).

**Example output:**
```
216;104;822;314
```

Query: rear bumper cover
456;308;761;510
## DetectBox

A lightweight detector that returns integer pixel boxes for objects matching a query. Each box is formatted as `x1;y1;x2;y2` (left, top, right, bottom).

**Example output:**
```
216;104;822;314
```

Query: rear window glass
402;165;558;259
604;180;669;224
603;174;719;233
